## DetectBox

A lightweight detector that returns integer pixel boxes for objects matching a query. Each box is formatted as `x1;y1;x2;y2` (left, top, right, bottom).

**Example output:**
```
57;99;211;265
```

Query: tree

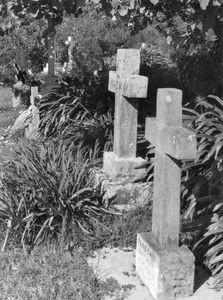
0;0;85;78
102;0;223;96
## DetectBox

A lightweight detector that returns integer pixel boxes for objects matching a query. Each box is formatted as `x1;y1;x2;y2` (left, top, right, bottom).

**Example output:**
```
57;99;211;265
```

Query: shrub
181;95;223;288
0;139;114;252
39;83;113;157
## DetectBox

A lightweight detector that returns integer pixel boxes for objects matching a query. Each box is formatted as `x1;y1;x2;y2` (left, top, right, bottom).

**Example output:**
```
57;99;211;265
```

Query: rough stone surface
30;87;39;106
136;232;195;300
92;168;152;210
12;92;21;108
103;151;146;180
25;104;40;139
12;109;30;132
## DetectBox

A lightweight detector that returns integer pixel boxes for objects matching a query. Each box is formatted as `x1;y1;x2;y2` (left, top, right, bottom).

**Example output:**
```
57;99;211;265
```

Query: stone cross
108;49;148;158
136;88;197;299
25;86;40;140
145;88;197;248
30;86;39;106
103;49;148;179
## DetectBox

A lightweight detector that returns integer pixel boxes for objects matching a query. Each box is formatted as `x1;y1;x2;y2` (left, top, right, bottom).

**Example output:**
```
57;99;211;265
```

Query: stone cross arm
145;118;197;160
109;70;148;98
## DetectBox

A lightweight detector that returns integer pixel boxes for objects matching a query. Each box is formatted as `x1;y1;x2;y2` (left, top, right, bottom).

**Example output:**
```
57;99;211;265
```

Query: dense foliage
0;140;115;252
180;96;223;287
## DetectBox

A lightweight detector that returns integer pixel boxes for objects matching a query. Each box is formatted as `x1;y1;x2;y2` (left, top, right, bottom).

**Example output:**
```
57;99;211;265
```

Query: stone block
91;168;152;211
103;151;146;180
136;232;195;300
12;93;21;108
25;105;40;139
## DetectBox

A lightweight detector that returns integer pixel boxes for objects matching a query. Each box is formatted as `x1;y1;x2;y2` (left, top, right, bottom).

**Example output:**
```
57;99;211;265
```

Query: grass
0;205;153;300
0;245;101;300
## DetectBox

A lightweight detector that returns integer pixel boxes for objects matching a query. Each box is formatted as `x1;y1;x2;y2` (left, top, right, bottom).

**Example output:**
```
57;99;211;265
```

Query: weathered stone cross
146;88;197;248
25;87;40;140
136;88;197;299
30;86;39;106
103;49;148;179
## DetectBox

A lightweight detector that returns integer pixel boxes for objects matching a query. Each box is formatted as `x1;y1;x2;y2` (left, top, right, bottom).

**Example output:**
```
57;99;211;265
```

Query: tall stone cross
145;88;197;248
103;49;148;179
136;88;197;299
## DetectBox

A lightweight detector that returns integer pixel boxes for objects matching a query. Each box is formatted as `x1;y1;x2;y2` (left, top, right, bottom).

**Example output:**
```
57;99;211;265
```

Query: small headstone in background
25;87;40;139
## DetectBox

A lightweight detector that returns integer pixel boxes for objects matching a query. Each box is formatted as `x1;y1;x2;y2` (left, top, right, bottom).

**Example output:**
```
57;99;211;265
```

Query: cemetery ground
0;88;154;299
0;89;222;300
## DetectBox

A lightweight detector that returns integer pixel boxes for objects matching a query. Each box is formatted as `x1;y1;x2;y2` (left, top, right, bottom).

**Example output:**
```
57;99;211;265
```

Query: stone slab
136;232;195;300
91;168;151;210
25;105;40;139
103;151;146;180
0;87;12;107
12;109;30;132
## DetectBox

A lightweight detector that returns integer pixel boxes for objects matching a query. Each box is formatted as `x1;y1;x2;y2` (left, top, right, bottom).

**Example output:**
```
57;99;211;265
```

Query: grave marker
25;87;40;139
103;49;148;179
65;36;74;70
136;88;197;299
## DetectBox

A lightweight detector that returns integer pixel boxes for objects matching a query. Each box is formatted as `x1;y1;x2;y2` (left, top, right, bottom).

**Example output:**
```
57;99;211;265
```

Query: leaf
166;35;172;45
149;0;159;4
118;6;128;16
129;0;135;9
198;0;211;9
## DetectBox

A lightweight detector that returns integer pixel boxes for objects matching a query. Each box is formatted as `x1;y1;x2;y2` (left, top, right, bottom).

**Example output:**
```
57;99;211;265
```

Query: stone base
103;151;146;180
136;232;195;300
12;93;21;108
91;168;152;211
25;105;40;140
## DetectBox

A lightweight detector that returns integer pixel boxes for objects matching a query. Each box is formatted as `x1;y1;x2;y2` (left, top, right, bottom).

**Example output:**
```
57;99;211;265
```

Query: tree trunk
47;19;56;77
214;19;223;97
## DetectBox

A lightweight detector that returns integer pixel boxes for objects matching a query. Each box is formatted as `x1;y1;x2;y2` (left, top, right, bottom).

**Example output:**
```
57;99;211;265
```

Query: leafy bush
39;83;113;157
181;95;223;287
0;139;114;252
56;3;130;77
0;18;47;80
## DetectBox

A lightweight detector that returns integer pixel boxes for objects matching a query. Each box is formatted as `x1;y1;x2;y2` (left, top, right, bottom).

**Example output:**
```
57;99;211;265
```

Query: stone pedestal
25;105;40;139
103;151;146;181
136;232;195;300
12;92;21;107
92;168;152;211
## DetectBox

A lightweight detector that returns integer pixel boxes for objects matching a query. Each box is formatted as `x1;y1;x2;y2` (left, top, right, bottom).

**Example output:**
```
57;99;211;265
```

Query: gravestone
43;63;48;74
103;49;148;180
65;36;74;70
136;88;197;299
25;87;40;139
0;87;12;107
